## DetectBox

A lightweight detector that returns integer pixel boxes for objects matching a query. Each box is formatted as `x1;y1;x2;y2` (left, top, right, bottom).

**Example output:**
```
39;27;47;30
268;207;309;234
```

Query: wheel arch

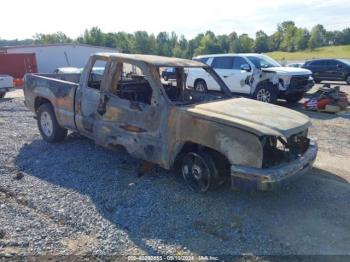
172;141;231;177
253;79;278;92
34;96;53;113
252;79;279;103
194;78;206;86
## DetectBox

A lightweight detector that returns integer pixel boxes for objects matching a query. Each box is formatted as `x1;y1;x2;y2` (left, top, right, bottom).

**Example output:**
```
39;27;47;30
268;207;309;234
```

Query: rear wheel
253;82;278;104
37;103;67;142
180;151;222;193
194;80;208;92
0;92;5;98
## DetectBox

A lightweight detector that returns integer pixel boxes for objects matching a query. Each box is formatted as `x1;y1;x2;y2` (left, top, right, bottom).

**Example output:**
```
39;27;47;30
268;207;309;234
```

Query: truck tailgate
24;74;79;130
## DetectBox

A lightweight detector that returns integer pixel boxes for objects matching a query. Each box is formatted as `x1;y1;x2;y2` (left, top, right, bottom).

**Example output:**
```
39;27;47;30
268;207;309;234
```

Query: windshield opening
159;66;232;106
247;55;281;69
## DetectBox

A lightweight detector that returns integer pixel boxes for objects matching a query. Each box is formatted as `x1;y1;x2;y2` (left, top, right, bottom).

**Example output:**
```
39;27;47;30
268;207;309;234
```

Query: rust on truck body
24;53;318;191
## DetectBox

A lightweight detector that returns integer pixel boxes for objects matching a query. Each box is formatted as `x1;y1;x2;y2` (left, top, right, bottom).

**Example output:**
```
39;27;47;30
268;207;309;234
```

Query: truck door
211;56;251;94
324;60;339;80
231;56;252;94
93;61;165;166
75;56;107;137
211;57;236;92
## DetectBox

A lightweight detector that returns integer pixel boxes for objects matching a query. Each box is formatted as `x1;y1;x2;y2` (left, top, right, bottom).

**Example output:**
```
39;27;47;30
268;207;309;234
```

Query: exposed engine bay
261;130;310;168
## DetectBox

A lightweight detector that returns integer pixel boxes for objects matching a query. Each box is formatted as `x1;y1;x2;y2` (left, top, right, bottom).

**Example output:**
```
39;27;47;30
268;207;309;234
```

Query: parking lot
0;83;350;256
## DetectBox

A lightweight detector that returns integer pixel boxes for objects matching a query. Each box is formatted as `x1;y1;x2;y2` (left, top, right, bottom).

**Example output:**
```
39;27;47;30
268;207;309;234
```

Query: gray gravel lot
0;84;350;257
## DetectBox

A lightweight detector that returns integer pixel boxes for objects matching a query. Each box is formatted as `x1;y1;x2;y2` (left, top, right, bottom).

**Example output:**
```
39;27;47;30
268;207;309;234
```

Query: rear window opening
110;62;153;105
159;66;228;106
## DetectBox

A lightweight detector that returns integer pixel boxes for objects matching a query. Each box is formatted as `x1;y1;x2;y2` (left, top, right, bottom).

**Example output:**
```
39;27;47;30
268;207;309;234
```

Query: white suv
186;54;314;103
0;75;14;98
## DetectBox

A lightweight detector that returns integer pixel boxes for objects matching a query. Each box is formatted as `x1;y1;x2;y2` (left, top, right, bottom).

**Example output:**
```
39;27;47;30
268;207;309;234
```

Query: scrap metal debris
304;85;349;113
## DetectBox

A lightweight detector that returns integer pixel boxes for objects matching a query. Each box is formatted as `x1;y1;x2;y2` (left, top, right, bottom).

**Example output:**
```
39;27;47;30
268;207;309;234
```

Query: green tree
217;34;230;53
308;24;326;49
294;28;309;50
131;31;155;54
254;30;269;53
237;34;254;53
115;32;132;53
156;32;172;56
341;28;350;45
194;31;222;55
34;32;72;44
279;21;298;51
228;32;240;53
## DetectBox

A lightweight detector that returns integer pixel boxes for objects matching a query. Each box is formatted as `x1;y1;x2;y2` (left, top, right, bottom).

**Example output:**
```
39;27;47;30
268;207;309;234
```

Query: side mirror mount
240;64;251;72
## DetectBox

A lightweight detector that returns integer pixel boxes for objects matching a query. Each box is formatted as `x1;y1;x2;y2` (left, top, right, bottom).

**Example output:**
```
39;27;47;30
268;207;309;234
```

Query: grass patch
265;45;350;61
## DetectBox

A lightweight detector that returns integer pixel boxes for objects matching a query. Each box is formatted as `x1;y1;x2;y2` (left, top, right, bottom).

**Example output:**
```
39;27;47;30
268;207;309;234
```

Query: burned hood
262;67;312;76
186;98;311;137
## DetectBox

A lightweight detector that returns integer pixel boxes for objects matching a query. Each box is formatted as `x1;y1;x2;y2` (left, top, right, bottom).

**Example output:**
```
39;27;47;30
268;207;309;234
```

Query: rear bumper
0;87;10;93
231;140;318;191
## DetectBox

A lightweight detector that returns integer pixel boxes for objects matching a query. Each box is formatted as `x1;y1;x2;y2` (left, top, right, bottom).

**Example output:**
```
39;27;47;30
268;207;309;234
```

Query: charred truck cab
24;53;317;193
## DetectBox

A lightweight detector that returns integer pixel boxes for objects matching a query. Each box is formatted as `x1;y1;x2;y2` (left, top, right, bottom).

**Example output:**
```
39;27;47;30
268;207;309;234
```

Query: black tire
180;150;222;193
253;81;278;104
37;103;67;143
194;79;208;92
285;93;304;103
0;92;5;98
346;75;350;85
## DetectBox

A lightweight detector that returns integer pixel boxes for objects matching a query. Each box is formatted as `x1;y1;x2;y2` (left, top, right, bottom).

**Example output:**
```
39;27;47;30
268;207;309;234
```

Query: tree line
1;21;350;59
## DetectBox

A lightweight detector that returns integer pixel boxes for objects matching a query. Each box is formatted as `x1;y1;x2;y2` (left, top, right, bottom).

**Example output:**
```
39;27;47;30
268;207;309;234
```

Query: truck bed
24;73;80;130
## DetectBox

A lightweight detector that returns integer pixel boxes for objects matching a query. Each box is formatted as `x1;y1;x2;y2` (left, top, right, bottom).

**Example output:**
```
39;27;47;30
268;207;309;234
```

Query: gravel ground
0;84;350;257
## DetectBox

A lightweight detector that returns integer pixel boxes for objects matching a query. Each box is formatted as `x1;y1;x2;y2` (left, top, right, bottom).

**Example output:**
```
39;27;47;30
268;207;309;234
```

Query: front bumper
283;79;315;95
231;140;318;191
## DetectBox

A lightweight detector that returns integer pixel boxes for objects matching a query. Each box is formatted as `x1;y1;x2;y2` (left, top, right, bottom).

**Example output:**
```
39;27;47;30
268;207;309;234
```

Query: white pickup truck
0;75;14;98
186;54;314;103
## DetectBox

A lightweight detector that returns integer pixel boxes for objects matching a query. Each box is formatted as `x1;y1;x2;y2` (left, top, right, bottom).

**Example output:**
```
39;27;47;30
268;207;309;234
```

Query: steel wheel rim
41;111;53;137
195;83;205;92
182;153;210;192
257;89;271;102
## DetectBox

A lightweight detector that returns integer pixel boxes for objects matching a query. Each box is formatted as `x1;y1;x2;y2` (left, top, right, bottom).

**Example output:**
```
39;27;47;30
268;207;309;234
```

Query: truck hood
262;67;312;76
186;98;310;137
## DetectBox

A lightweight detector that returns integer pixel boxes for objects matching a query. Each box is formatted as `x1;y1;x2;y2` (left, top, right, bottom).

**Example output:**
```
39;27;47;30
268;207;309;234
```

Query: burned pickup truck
24;53;317;192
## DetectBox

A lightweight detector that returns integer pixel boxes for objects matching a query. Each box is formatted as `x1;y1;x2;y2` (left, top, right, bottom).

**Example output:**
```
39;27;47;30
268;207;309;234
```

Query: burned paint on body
24;53;317;189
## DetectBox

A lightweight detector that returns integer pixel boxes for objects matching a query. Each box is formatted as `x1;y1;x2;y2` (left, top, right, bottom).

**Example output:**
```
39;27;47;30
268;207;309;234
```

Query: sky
1;0;350;40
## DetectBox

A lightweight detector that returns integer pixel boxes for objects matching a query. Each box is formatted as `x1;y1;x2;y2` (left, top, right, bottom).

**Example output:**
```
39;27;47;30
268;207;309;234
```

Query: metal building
0;43;119;73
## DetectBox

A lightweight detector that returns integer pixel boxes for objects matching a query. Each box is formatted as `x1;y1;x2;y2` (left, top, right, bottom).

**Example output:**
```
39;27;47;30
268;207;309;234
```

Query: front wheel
180;151;222;193
346;75;350;85
37;103;67;143
253;82;278;104
0;92;5;98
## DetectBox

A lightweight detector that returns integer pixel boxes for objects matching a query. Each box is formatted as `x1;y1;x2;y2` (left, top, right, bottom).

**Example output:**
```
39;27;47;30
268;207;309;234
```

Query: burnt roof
95;53;207;67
